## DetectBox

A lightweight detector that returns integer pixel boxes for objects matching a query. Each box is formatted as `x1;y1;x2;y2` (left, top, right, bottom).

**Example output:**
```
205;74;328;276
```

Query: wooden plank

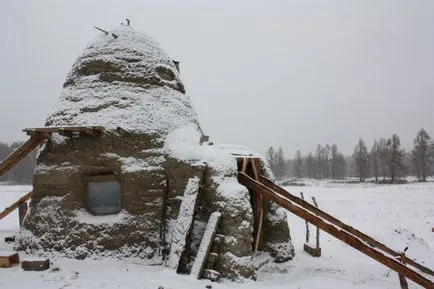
166;177;200;270
23;126;104;134
0;134;47;176
258;175;434;277
191;211;222;279
0;191;32;221
238;173;434;289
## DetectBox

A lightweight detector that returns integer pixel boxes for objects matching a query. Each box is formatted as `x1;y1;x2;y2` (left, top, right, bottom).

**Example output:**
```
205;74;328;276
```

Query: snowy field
0;181;433;289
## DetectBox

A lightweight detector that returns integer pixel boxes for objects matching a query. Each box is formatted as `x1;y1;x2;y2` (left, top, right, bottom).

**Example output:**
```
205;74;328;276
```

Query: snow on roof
45;26;201;139
214;144;262;158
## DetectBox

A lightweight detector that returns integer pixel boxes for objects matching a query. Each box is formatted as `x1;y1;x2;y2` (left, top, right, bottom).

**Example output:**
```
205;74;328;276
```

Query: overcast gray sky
1;0;433;156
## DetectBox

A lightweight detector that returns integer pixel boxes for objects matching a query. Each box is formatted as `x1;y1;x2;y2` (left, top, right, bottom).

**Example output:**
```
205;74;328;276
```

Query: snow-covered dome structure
46;26;200;137
19;26;294;280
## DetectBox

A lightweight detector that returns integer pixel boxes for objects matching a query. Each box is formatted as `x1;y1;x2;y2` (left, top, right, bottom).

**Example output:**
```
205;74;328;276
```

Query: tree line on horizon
266;128;434;183
1;128;433;185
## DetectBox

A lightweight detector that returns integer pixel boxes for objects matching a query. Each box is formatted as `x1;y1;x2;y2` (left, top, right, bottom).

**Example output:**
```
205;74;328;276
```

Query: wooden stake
311;196;320;250
300;192;310;243
398;248;409;289
18;202;28;227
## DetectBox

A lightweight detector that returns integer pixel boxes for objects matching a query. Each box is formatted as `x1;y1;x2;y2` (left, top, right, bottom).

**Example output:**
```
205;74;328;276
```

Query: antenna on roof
94;26;118;39
94;26;108;35
121;18;131;26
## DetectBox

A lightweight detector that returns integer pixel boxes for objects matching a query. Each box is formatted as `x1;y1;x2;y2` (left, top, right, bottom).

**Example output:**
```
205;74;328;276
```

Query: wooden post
398;248;409;289
300;192;310;243
18;202;28;227
252;159;263;254
312;196;320;250
241;158;248;173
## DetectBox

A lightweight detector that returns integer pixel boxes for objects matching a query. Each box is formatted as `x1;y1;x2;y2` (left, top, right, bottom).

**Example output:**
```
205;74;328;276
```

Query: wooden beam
238;173;434;289
251;158;264;253
0;191;32;221
241;158;248;174
23;126;104;136
258;175;434;277
0;133;47;177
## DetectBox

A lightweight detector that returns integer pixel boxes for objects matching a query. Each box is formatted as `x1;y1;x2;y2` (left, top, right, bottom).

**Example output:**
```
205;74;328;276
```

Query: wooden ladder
191;211;222;281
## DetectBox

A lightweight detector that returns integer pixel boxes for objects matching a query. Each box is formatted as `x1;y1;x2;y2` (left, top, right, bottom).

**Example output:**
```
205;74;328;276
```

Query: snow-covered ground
0;181;433;289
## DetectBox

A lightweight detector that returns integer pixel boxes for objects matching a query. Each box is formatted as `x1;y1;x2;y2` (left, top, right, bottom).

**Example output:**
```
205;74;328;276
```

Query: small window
86;180;121;215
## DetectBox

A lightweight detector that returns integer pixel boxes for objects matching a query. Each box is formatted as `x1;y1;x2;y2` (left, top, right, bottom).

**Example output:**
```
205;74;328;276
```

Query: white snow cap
45;26;201;137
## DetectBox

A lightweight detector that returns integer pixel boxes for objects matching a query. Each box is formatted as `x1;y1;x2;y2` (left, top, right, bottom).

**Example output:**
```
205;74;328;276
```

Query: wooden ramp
238;172;434;289
0;134;47;177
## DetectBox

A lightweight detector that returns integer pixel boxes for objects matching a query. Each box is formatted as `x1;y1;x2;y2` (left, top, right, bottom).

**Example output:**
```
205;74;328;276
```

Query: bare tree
305;152;315;178
388;134;405;183
330;144;340;179
412;128;432;182
322;144;330;178
293;150;303;178
315;144;323;179
352;138;369;182
378;138;389;181
370;140;380;182
335;153;347;178
266;146;287;180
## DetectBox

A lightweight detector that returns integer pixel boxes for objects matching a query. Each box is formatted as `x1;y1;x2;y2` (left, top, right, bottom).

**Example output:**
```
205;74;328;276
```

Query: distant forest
0;141;36;184
1;129;433;185
267;128;434;183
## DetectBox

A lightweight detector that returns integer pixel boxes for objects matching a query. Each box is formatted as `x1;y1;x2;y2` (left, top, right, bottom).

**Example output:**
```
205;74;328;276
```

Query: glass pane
87;181;121;215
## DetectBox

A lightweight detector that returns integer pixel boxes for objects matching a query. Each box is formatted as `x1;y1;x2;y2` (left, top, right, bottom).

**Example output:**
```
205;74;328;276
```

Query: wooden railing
238;172;434;289
0;191;32;223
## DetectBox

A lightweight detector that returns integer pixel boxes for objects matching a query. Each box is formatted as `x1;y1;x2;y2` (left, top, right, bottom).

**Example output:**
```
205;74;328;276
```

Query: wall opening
86;174;121;216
